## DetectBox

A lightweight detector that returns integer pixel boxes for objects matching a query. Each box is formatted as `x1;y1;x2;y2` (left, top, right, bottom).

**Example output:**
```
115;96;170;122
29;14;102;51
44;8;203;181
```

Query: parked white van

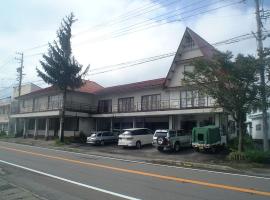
118;128;154;149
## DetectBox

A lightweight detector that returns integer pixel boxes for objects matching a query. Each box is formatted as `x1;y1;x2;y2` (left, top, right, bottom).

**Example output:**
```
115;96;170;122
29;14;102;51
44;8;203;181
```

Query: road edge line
0;159;141;200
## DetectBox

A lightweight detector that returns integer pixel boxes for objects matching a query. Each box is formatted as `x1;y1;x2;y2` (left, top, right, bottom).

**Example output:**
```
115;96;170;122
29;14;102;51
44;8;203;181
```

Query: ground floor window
38;119;46;130
256;124;261;131
64;117;79;131
28;119;35;130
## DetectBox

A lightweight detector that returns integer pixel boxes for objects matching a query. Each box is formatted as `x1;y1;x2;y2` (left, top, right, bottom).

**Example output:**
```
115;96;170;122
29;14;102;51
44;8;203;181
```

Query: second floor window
98;99;112;113
118;97;134;112
141;94;161;111
180;90;207;108
48;95;62;110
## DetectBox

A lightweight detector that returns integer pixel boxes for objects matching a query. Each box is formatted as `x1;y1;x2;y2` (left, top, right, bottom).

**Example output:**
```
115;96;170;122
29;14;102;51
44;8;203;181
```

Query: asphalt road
0;141;269;200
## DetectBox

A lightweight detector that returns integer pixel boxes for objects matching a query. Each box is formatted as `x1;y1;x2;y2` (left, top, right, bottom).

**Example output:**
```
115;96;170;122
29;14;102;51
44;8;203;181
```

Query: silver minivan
87;131;118;145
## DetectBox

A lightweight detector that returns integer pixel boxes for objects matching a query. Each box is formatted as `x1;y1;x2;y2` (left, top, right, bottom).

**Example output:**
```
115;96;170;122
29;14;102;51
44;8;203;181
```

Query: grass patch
0;131;15;139
54;138;71;146
227;149;270;164
227;135;270;164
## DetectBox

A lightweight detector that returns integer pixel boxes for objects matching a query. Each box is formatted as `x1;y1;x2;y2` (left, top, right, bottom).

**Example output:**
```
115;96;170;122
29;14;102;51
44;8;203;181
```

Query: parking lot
0;136;229;165
75;143;229;164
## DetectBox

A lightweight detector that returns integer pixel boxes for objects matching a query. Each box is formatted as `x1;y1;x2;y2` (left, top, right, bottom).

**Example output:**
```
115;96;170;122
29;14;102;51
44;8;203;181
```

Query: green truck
192;125;226;152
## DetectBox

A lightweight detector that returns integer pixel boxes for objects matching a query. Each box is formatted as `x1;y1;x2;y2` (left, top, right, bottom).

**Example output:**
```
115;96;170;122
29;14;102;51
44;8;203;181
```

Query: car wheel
100;140;105;146
174;142;180;152
136;141;141;149
157;146;164;152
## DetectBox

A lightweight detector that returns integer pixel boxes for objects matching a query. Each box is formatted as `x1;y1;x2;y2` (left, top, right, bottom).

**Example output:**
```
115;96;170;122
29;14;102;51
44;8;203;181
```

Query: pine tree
36;13;89;142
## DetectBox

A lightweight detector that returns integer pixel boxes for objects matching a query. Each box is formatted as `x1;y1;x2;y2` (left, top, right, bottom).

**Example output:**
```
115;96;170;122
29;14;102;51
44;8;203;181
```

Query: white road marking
0;159;141;200
1;141;270;180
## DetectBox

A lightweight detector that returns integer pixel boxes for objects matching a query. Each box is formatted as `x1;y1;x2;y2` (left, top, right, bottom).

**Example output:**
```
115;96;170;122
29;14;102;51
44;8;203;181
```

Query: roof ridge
103;77;166;89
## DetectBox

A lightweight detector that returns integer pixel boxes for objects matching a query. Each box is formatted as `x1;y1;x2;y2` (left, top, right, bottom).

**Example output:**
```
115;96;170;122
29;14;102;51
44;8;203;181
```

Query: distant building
0;83;41;134
12;83;41;100
0;97;11;132
247;109;270;141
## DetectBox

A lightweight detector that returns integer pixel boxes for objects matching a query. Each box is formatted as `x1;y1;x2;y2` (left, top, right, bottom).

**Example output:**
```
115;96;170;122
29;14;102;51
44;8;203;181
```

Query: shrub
55;138;71;146
15;130;23;138
227;151;247;161
245;150;270;164
0;130;6;136
78;131;87;143
228;134;255;151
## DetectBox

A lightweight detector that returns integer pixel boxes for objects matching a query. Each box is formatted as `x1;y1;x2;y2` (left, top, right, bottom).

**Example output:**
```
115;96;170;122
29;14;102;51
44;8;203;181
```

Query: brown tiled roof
17;80;103;99
74;80;104;93
96;78;165;95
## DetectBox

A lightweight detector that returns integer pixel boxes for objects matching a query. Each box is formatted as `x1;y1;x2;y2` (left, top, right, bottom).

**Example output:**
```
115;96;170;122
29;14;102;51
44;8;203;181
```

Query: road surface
0;141;269;200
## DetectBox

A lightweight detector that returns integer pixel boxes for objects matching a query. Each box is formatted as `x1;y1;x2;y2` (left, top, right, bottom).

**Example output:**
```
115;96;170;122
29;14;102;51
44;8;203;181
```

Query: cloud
0;0;269;95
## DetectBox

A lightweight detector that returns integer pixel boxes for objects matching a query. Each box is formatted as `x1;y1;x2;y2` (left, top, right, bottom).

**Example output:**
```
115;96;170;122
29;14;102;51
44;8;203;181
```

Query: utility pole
255;0;269;151
15;52;24;97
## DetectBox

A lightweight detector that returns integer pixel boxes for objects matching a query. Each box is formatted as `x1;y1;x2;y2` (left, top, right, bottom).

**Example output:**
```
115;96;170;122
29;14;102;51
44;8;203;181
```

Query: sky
0;0;269;98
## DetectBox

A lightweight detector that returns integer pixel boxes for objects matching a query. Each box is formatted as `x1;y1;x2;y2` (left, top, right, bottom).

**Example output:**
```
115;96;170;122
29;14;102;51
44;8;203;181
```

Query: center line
0;146;270;197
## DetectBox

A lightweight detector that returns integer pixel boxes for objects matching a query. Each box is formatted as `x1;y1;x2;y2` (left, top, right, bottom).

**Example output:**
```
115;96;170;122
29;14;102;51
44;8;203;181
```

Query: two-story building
10;81;103;138
0;83;41;134
10;27;237;139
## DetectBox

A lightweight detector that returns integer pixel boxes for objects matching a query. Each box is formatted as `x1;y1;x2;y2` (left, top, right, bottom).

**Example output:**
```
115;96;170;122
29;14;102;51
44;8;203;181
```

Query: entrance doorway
181;120;197;134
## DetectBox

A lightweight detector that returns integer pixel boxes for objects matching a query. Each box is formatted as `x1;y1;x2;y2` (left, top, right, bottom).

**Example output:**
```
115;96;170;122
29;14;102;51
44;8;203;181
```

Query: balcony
11;100;96;114
97;97;215;114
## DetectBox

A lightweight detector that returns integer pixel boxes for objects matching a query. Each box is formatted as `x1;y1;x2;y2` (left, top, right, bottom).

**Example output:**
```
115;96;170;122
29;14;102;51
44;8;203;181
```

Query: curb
149;159;239;172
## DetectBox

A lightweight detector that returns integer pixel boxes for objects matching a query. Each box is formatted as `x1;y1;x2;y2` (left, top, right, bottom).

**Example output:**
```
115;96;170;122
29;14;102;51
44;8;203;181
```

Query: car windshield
91;133;101;137
154;132;167;137
122;131;132;135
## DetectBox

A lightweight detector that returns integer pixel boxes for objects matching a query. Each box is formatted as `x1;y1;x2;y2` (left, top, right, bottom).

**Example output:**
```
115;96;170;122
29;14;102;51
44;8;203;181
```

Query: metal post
255;0;269;151
23;119;26;138
34;119;38;139
110;118;113;132
45;118;49;140
133;117;136;128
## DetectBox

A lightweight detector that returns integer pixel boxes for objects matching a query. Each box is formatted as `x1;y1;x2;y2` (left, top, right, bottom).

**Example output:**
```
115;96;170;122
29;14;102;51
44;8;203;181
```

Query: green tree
183;52;258;152
36;13;89;142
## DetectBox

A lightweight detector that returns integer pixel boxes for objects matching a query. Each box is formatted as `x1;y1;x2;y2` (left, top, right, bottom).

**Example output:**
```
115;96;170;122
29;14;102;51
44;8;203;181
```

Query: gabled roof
164;27;218;87
96;78;165;95
17;80;104;99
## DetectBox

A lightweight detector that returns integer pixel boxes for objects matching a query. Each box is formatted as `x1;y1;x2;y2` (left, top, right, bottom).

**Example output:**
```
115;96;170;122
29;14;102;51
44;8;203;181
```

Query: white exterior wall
248;111;270;140
167;48;203;88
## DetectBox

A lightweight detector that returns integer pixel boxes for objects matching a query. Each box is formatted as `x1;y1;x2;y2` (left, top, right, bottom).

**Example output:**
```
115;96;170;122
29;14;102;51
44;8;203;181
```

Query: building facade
0;83;41;134
9;28;237;139
247;109;270;141
0;97;11;133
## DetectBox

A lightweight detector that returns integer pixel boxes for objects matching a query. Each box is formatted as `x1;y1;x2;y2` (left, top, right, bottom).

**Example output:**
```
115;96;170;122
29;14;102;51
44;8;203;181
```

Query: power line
73;0;244;47
4;30;268;92
22;0;180;53
22;0;227;54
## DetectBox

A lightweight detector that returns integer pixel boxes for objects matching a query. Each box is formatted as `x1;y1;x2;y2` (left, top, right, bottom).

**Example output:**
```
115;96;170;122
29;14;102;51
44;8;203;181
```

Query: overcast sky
0;0;269;98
